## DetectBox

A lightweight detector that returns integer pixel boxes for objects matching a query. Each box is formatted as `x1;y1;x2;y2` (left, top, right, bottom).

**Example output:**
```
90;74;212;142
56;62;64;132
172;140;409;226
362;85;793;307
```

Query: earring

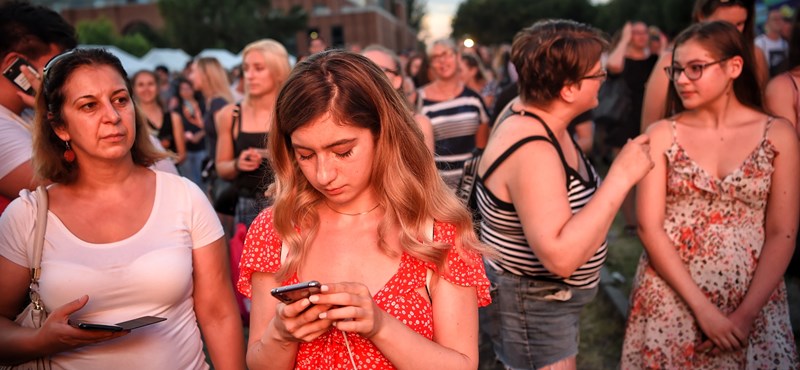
63;141;75;163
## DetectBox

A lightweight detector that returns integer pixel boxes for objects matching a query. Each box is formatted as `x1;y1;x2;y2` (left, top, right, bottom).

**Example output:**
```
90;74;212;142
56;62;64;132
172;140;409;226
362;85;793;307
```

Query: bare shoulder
644;119;674;147
767;116;799;148
215;103;237;129
765;73;793;93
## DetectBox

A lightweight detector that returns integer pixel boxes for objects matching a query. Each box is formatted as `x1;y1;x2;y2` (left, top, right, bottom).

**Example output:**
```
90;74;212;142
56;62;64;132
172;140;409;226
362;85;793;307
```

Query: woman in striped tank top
477;19;654;370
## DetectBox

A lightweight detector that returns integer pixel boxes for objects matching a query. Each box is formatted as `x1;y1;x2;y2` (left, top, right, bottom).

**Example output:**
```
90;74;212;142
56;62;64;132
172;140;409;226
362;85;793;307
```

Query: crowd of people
0;0;798;368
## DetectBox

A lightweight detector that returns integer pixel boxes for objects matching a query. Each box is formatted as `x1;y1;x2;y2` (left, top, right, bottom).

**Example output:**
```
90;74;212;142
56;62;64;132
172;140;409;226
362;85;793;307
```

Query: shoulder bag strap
31;185;48;282
231;103;241;138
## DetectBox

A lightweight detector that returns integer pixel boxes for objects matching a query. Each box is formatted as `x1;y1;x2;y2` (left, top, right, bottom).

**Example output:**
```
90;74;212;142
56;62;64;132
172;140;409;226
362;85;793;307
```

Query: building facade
33;0;418;55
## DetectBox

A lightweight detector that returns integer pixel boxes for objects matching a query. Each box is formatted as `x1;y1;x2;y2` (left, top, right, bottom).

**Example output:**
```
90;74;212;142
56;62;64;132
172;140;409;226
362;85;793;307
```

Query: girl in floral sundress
622;21;799;369
237;50;491;369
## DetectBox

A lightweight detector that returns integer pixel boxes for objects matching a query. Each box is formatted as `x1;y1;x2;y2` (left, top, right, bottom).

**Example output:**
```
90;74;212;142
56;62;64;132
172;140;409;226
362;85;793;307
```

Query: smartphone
2;57;36;96
271;280;322;304
74;316;167;332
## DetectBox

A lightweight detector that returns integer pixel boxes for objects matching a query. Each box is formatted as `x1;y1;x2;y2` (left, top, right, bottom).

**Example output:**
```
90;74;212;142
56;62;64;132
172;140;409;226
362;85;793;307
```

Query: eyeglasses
430;49;455;63
580;69;608;81
664;58;729;81
379;66;399;76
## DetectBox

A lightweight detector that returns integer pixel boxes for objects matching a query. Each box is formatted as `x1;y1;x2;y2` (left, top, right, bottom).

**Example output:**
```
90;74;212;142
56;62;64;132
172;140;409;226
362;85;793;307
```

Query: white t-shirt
0;170;224;370
0;105;33;180
755;34;788;71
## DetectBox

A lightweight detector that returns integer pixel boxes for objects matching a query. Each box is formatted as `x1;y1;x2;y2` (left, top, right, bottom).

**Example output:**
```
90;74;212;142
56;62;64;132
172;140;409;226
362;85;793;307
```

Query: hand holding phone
73;316;167;332
3;57;37;96
271;280;322;304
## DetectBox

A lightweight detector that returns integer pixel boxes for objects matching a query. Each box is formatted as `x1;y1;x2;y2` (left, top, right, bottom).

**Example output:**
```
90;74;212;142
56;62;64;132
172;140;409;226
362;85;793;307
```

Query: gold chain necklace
325;202;380;216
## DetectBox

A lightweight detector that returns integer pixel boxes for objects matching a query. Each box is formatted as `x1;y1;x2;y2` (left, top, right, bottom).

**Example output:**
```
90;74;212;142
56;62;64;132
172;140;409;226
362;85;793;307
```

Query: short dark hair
155;65;169;74
0;1;77;61
512;19;607;105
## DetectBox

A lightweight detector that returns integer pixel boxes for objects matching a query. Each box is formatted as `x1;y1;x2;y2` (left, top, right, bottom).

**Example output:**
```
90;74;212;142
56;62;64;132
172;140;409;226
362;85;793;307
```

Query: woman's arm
414;113;435;153
246;272;333;370
503;132;652;277
764;74;797;128
0;258;127;364
314;279;479;370
641;52;672;132
636;121;744;352
728;119;800;337
606;23;631;74
192;237;246;370
214;105;238;181
170;112;187;164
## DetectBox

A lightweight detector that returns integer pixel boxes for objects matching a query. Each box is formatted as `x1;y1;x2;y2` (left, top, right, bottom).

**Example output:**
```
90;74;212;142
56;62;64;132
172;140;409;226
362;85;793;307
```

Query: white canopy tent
141;48;192;74
79;44;154;76
196;48;240;70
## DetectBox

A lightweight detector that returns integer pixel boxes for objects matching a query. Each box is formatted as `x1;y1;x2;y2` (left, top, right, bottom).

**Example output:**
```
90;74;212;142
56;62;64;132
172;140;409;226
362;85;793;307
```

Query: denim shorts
481;267;598;369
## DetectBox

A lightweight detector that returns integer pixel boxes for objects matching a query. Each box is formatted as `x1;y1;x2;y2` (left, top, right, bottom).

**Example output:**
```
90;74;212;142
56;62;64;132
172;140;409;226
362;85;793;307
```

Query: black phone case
270;280;322;303
2;57;35;96
75;316;167;331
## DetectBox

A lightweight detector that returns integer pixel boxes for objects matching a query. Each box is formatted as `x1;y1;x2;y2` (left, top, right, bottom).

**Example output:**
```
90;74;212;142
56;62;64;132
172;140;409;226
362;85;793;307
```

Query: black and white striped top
419;87;489;189
477;111;607;288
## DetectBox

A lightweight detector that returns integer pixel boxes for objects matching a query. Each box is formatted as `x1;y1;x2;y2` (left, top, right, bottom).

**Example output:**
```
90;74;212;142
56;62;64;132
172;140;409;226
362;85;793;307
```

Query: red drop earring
63;141;75;163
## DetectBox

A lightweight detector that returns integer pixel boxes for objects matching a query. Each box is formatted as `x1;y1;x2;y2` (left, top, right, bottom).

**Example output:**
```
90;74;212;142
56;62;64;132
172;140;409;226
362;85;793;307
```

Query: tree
452;0;595;46
451;0;697;46
593;0;695;37
405;0;426;30
158;0;307;55
76;17;152;57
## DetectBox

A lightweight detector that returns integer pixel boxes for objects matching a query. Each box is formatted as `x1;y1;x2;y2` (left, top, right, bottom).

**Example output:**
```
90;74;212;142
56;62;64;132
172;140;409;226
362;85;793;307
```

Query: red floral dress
621;120;799;369
238;210;491;369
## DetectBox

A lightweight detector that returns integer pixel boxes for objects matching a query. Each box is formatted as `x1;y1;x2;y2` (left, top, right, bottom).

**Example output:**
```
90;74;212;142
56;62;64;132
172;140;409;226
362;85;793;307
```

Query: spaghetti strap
669;120;678;144
507;107;571;188
763;116;774;141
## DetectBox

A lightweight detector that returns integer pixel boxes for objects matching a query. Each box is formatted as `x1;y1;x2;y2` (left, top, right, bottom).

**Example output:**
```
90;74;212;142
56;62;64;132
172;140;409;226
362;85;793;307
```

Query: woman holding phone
215;39;291;226
0;48;245;369
237;50;491;369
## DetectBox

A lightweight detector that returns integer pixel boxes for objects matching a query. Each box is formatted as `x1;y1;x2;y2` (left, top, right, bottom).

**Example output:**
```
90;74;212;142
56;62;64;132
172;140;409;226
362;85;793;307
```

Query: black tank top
232;103;273;197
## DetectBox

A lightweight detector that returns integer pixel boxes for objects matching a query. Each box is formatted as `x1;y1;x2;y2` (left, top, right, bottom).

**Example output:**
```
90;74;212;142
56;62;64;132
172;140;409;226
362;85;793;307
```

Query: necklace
325;202;380;216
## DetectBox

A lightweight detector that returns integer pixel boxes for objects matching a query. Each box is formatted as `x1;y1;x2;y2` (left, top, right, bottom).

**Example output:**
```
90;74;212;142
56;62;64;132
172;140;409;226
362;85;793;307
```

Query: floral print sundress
621;119;798;369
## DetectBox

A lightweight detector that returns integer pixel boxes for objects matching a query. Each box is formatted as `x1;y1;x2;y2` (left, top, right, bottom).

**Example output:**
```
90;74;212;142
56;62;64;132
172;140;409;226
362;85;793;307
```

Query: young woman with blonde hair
215;39;291;226
237;50;491;369
188;57;233;187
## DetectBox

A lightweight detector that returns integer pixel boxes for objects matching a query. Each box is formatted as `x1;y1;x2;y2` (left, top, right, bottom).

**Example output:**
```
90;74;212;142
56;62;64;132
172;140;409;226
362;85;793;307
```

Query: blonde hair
269;50;487;281
195;57;233;103
241;39;292;97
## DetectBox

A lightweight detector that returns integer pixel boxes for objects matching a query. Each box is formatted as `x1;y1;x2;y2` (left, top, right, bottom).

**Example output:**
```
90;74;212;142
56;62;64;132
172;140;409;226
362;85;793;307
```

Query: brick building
33;0;419;55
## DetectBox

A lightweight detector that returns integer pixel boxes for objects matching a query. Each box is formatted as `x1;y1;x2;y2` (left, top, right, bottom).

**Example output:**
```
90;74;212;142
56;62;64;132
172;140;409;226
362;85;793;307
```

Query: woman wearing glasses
622;21;799;368
477;20;653;370
641;0;769;130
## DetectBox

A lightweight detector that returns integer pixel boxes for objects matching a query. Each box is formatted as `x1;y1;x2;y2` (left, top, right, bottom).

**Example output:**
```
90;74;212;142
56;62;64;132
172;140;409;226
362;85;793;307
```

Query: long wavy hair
33;48;165;184
269;50;487;281
194;57;233;103
666;21;762;116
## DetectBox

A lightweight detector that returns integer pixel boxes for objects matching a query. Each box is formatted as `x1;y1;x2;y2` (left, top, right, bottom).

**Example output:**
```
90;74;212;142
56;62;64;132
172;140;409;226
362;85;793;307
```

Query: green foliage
452;0;699;46
158;0;307;55
406;0;426;30
76;17;153;57
452;0;595;45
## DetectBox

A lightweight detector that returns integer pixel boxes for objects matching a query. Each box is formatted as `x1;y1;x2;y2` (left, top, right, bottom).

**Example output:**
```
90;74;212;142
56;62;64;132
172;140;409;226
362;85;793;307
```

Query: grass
576;213;800;369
